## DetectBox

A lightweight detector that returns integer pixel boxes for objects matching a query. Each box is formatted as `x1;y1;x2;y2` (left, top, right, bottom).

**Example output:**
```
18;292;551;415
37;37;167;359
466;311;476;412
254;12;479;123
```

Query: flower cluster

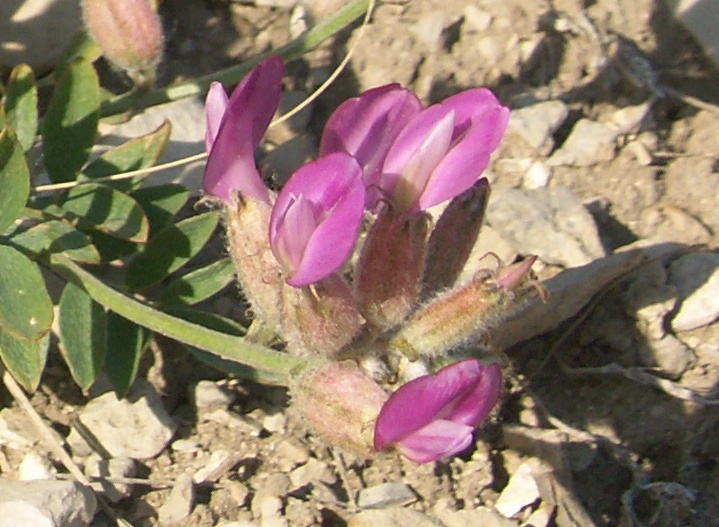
203;57;539;463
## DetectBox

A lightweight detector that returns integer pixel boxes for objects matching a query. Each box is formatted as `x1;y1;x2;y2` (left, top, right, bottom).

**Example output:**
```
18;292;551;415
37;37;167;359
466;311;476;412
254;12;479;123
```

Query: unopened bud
355;205;430;333
291;362;388;455
281;275;363;356
422;178;490;299
225;199;283;333
82;0;164;86
390;257;539;360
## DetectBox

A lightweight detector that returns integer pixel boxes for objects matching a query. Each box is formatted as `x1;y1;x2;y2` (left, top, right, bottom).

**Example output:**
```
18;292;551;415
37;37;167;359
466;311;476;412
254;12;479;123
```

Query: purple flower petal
394;419;475;464
205;82;228;152
442;362;502;428
269;152;365;287
374;359;498;450
320;84;421;207
203;56;284;204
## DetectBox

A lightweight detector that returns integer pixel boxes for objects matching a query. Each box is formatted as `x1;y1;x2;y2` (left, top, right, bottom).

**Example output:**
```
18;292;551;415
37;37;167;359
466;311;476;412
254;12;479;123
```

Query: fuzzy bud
280;275;363;356
390;257;539;360
82;0;164;86
291;361;388;455
225;199;283;332
355;205;430;333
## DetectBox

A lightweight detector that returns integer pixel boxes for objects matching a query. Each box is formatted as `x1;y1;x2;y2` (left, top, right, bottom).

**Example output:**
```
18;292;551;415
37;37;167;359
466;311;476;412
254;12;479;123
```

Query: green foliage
4;65;38;152
0;127;30;234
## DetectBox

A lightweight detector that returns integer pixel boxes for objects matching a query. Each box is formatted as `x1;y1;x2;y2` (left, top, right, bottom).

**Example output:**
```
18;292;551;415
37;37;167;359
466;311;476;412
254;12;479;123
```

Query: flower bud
280;275;363;356
390;257;538;360
82;0;164;86
225;199;283;332
355;205;430;333
291;362;388;455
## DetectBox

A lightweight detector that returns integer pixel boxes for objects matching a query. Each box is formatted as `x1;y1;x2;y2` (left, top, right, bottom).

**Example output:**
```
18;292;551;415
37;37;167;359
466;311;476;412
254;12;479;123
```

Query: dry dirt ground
8;0;719;526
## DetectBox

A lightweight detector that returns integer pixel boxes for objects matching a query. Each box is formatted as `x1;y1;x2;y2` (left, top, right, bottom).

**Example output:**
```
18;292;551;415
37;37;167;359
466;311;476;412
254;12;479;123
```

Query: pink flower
374;359;502;464
269;152;365;287
319;84;422;208
203;56;284;204
380;88;509;213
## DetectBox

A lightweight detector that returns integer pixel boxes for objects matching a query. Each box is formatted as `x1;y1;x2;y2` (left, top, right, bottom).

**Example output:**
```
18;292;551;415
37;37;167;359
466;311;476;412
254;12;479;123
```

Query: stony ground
2;0;719;526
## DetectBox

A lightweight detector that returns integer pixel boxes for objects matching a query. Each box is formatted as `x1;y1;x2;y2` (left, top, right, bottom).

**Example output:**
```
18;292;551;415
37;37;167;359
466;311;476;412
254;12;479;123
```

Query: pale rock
464;4;493;31
203;409;262;436
192;380;235;411
609;103;651;134
438;507;518;527
0;479;96;527
349;507;445;527
257;472;292;497
289;458;336;488
507;101;569;155
0;411;34;450
637;205;712;245
85;456;136;503
357;482;416;509
477;35;505;64
670;0;719;67
548;119;618;166
486;186;605;267
274;440;310;471
158;473;195;525
669;252;719;331
192;450;241;484
262;413;287;434
639;334;696;380
0;0;82;72
523;504;555;527
411;11;450;50
494;461;541;518
251;494;286;527
18;452;54;480
76;380;176;460
522;161;551;189
97;97;207;193
171;439;200;454
217;523;260;527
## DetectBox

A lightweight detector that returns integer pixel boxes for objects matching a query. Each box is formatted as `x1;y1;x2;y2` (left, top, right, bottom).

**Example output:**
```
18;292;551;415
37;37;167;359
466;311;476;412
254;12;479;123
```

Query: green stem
100;0;370;117
48;254;319;385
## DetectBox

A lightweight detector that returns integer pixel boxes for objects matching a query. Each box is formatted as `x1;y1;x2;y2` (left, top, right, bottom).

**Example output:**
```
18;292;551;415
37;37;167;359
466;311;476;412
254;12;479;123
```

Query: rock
639;334;696;379
0;0;83;72
437;507;518;527
506;100;569;155
637;204;712;245
357;482;416;509
191;380;235;411
609;103;651;134
486;186;605;267
521;161;552;189
671;0;719;68
548;119;618;166
669;252;719;332
262;413;287;434
289;458;336;489
192;450;242;485
158;473;195;526
664;156;719;233
494;461;541;518
257;473;292;498
18;452;54;480
463;4;493;32
250;494;287;527
85;456;136;503
75;380;176;460
217;523;261;527
523;504;554;527
97;97;207;194
274;440;310;472
411;11;451;51
348;507;445;527
0;479;96;527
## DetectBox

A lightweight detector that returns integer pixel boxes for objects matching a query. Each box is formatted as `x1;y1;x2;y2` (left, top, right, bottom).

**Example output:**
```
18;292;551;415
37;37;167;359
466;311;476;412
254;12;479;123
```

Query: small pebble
158;473;195;525
494;461;541;518
192;380;235;411
357;482;416;509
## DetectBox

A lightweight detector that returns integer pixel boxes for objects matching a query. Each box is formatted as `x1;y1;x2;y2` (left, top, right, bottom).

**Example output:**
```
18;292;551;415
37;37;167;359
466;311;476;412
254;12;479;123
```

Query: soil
11;0;719;526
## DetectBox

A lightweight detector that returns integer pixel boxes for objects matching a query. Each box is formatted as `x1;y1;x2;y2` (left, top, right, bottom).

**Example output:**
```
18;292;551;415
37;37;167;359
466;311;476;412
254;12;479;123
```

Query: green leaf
105;313;150;398
5;65;38;152
10;220;101;264
50;183;150;242
0;327;49;392
0;245;53;341
58;281;107;391
49;253;305;385
131;184;190;235
84;120;171;190
0;127;30;233
126;211;220;290
55;31;102;76
43;58;100;183
159;258;235;306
